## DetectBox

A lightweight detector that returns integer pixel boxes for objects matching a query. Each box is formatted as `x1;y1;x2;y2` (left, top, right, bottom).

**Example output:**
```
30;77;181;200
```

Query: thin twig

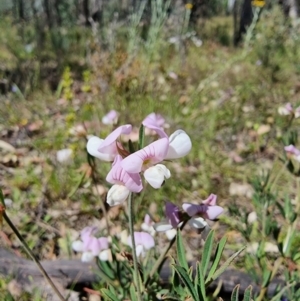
3;210;66;301
128;193;142;301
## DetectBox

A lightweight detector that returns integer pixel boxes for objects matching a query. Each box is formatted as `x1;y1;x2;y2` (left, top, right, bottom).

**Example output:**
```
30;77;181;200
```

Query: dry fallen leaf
0;140;15;153
229;182;254;198
257;124;271;136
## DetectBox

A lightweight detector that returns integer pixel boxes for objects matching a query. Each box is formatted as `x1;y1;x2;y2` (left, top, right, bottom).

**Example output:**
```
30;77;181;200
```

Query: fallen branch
0;248;284;300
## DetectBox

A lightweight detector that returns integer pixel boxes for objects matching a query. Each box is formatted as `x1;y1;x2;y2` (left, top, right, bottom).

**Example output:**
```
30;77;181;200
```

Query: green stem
128;193;142;301
144;220;187;286
3;211;66;301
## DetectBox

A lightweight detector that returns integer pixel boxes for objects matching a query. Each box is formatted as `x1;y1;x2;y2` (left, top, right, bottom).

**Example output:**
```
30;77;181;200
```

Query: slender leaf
196;262;207;301
101;288;119;301
206;236;227;283
129;283;138;301
173;264;198;300
242;285;253;301
201;230;215;277
209;246;246;282
128;139;136;153
0;188;4;206
161;293;182;300
108;285;117;295
97;260;115;280
201;230;214;278
262;269;272;288
231;285;240;301
170;257;184;296
270;281;296;301
138;124;145;150
176;229;189;271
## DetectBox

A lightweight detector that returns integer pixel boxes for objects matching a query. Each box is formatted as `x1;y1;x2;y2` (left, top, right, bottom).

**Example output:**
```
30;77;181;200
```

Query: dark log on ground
0;248;284;300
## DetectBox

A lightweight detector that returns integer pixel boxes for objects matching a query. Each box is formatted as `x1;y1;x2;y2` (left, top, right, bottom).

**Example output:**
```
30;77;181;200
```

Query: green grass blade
209;246;246;281
206;236;227;284
242;285;253;301
201;230;214;279
176;229;189;271
173;264;198;300
231;284;240;301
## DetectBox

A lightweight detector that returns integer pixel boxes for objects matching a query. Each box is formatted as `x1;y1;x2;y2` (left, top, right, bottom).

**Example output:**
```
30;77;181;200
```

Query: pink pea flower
87;124;132;161
278;103;300;118
284;145;300;162
122;138;169;173
127;231;155;257
142;113;168;138
102;110;119;125
106;155;143;206
72;226;110;262
120;136;173;189
182;194;223;221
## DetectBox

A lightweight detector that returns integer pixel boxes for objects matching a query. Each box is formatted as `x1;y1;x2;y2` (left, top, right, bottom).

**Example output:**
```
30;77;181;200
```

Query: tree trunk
83;0;90;26
234;0;253;45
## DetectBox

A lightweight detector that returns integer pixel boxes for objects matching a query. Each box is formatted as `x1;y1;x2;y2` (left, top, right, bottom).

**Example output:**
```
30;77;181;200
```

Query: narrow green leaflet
196;262;207;301
97;260;115;280
201;230;214;278
231;285;240;301
173;264;199;301
176;229;189;271
129;283;138;301
242;285;253;301
262;269;272;288
170;257;185;296
138;124;145;150
128;139;136;153
209;246;246;281
101;288;120;301
206;236;227;284
0;188;4;207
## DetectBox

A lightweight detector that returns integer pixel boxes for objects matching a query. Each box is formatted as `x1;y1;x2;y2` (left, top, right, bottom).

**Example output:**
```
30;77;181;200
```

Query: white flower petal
153;221;173;232
278;107;290;116
81;251;94;262
144;164;171;189
72;240;84;252
165;229;177;240
188;217;208;229
56;148;73;164
165;130;192;159
87;136;116;161
136;245;144;257
99;249;111;261
107;185;130;206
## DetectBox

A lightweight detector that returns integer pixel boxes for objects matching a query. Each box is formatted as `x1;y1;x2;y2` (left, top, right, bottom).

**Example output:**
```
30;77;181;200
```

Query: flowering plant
70;112;247;301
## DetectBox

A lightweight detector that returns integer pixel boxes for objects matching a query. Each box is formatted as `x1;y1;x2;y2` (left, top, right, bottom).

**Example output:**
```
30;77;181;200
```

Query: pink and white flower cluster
155;194;224;232
72;226;110;262
87;113;192;206
284;145;300;162
278;103;300;118
72;227;155;261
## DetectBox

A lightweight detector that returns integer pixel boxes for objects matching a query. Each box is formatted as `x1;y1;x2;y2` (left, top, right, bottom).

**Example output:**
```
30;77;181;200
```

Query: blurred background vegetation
0;0;300;299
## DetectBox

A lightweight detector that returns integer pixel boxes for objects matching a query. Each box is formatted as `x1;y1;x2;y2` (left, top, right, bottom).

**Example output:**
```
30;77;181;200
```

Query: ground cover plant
0;1;300;300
